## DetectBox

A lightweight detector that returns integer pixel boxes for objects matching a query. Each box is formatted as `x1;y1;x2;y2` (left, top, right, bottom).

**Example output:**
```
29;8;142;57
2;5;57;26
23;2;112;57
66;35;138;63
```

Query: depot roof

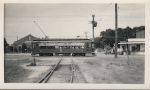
118;38;145;45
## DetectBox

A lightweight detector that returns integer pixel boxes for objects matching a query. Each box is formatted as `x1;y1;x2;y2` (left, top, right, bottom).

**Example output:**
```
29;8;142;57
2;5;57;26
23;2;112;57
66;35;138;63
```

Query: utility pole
17;35;18;41
92;15;95;40
91;14;97;49
92;15;97;40
84;32;88;39
16;35;19;53
115;3;118;58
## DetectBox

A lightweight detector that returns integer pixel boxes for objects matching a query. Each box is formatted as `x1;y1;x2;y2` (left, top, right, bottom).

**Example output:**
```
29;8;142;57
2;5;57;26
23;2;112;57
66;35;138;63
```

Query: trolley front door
59;46;62;52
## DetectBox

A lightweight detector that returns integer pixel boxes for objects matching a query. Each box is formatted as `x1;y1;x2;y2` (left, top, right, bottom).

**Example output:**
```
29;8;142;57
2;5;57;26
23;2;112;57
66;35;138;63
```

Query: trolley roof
31;38;92;43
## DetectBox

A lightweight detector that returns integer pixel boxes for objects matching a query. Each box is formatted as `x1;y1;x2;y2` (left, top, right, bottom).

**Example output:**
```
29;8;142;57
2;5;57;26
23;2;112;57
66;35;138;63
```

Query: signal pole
91;14;98;40
115;3;118;58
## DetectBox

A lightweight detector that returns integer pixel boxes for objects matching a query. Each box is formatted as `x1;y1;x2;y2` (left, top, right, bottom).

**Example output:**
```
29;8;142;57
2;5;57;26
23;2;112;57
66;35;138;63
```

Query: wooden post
115;3;118;58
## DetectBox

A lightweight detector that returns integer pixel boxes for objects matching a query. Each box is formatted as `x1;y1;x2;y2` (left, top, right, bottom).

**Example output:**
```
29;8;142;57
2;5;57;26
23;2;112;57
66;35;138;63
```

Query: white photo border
0;0;150;89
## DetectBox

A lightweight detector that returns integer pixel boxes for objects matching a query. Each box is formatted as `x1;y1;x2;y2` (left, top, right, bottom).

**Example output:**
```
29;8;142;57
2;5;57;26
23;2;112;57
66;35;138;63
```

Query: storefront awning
118;41;145;45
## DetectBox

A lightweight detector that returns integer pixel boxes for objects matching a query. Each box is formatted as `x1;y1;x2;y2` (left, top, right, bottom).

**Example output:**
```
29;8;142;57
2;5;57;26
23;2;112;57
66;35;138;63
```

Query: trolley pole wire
33;20;48;39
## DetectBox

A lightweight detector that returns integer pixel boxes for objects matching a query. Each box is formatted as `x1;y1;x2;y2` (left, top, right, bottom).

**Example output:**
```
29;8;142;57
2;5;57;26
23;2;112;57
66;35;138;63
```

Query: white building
118;38;145;55
118;29;145;55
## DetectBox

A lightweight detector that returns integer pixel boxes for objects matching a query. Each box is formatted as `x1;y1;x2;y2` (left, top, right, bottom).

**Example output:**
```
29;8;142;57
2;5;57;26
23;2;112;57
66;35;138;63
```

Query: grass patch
4;59;32;83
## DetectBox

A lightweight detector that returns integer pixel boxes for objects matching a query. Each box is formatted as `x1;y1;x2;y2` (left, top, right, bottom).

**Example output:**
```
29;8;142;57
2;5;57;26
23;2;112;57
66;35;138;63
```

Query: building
118;29;145;55
136;29;145;38
12;34;39;53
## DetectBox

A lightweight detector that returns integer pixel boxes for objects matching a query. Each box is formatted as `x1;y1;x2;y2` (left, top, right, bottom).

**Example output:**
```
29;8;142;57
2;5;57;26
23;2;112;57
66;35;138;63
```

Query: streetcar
31;38;95;56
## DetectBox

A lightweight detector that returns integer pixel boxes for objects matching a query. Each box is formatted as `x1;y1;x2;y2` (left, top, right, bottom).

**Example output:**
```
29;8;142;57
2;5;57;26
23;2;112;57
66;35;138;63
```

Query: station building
12;34;39;53
118;29;145;55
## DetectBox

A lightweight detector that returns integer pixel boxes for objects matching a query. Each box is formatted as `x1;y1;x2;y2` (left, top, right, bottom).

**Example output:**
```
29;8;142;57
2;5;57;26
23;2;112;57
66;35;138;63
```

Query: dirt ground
76;53;144;84
4;53;144;83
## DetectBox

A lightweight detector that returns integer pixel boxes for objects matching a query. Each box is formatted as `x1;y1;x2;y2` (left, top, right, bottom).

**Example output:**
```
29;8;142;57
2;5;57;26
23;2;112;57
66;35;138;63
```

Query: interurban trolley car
31;38;95;56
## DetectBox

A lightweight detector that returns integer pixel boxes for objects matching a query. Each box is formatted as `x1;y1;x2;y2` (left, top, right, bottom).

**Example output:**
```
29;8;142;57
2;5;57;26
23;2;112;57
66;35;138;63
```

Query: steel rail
70;59;76;83
38;58;62;83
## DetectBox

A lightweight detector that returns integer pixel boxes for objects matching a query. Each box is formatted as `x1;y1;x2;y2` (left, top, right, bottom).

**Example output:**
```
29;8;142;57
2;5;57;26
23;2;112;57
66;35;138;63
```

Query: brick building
12;34;39;53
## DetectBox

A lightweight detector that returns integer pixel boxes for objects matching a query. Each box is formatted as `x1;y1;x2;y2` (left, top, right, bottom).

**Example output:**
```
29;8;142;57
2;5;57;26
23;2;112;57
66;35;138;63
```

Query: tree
94;37;101;48
4;38;9;53
22;43;27;53
94;26;145;49
99;29;115;47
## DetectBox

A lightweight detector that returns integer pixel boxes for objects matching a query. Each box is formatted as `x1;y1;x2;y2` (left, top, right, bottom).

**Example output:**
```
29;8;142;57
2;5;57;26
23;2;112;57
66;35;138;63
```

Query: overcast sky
4;3;145;44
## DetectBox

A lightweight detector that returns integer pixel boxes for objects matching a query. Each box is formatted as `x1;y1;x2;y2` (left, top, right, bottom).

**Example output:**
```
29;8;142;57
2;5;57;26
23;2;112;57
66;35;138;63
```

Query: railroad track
38;58;62;83
38;58;78;83
70;59;76;83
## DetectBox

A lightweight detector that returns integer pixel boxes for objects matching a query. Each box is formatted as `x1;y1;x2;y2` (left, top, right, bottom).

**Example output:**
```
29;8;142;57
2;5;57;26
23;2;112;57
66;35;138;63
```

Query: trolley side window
85;42;90;48
40;46;47;49
40;46;55;49
47;46;55;49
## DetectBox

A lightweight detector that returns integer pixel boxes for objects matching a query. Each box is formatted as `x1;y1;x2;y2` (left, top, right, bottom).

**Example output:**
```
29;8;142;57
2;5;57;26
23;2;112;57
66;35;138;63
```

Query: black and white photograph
1;0;149;89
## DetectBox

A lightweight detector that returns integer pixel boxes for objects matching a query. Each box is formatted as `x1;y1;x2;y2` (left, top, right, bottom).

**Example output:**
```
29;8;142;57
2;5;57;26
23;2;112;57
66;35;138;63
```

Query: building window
136;44;140;51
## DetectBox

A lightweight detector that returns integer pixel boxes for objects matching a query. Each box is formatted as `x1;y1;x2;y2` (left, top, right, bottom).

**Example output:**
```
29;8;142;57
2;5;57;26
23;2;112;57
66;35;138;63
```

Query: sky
4;3;145;44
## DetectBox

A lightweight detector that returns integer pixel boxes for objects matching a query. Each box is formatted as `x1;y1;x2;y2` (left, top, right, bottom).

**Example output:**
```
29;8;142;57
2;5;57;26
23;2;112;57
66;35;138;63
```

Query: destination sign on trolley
39;42;84;46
